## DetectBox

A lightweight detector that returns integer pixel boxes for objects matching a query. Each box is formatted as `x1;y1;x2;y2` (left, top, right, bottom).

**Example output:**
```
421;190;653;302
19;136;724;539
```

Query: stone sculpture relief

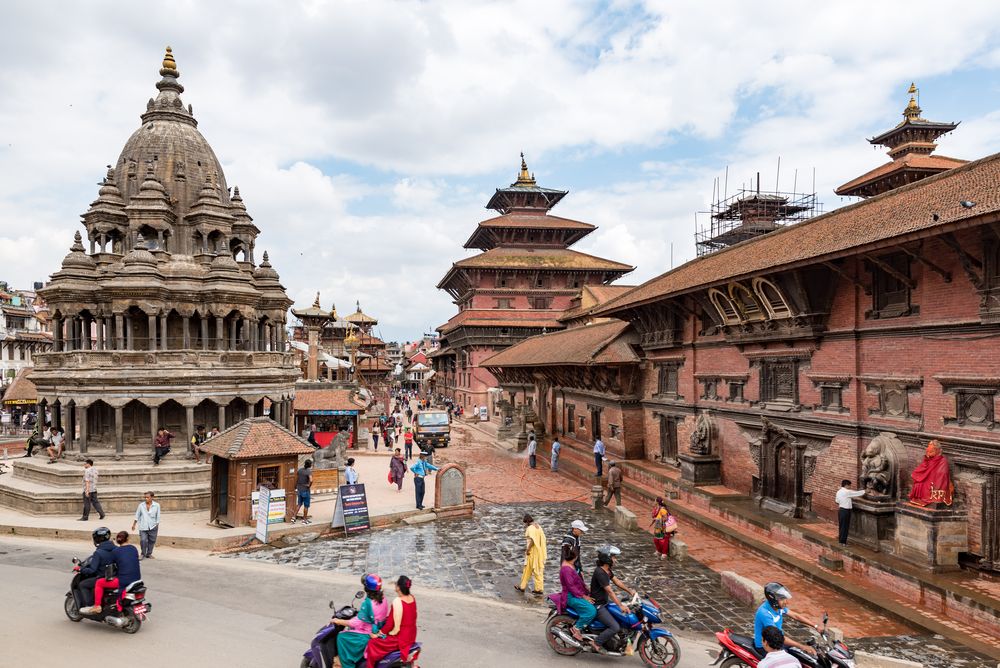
689;410;714;455
860;432;903;501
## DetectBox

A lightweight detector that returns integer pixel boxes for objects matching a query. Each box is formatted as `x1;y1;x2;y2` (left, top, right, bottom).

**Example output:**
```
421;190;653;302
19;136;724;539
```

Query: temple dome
112;47;230;219
60;232;97;271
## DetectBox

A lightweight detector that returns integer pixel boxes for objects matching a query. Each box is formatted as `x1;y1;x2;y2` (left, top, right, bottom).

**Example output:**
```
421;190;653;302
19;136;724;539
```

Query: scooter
301;592;422;668
711;613;855;668
64;557;150;634
545;586;681;667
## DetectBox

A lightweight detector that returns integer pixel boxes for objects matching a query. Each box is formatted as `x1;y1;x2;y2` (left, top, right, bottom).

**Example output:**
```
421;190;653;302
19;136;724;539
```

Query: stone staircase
0;452;211;515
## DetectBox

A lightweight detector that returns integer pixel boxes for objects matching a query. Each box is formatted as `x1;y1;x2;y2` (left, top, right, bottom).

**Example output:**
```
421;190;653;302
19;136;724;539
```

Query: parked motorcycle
64;557;150;634
545;588;680;667
711;613;855;668
301;592;422;668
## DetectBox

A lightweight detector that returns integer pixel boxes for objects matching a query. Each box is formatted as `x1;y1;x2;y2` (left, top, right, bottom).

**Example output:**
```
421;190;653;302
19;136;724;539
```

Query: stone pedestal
849;496;897;552
894;503;968;572
678;453;722;486
514;432;528;452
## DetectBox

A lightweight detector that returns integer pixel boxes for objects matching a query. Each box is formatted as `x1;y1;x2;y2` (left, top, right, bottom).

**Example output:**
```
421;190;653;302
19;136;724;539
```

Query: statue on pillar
859;433;901;501
908;440;954;507
689;411;713;456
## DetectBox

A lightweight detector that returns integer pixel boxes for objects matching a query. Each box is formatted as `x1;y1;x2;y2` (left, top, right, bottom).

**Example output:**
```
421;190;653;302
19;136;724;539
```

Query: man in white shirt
835;479;866;545
593;438;606;477
758;626;801;667
527;435;537;469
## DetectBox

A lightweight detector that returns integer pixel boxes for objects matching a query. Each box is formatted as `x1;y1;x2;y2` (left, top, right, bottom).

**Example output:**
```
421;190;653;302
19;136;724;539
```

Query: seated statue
860;439;892;497
908;440;954;507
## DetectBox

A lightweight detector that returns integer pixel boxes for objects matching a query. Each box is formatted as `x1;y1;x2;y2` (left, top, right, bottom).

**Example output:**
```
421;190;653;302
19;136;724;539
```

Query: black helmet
596;544;621;567
764;582;792;608
92;527;112;546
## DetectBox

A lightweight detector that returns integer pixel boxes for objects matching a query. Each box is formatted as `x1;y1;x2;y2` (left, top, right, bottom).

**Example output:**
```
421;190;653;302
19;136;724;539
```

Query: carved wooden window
495;272;512;288
701;377;719;400
534;275;549;288
567;404;575;434
530;297;550;310
820;385;842;410
986;238;1000;290
728;381;744;403
871;253;913;319
609;424;621;438
956;391;996;428
255;465;280;490
729;283;765;321
657;363;680;398
494;298;513;309
761;360;798;404
709;288;740;325
752;278;792;319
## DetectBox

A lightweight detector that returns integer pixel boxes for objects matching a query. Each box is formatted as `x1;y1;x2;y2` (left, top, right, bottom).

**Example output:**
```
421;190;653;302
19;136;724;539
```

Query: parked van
415;409;451;448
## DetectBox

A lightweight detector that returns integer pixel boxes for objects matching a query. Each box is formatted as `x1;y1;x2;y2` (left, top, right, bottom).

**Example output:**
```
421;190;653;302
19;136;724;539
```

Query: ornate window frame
861;376;922;421
935;376;999;431
751;277;793;319
709;288;740;325
729;282;766;322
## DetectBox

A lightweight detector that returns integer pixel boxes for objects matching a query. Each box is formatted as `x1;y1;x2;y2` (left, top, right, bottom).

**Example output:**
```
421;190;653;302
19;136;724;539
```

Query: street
0;534;717;668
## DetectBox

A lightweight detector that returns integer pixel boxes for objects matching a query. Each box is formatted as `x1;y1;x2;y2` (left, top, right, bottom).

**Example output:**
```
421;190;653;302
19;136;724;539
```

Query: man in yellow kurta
515;513;547;595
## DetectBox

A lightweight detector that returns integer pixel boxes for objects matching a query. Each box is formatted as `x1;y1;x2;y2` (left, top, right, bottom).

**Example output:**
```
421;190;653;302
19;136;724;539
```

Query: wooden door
775;442;796;504
660;417;677;462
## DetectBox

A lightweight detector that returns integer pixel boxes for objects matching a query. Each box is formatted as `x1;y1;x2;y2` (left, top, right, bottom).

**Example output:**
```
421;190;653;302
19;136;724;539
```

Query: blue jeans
414;476;426;509
567;594;597;630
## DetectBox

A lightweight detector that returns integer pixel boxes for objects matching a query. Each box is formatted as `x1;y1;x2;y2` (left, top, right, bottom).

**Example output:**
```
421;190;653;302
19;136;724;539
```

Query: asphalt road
0;535;717;668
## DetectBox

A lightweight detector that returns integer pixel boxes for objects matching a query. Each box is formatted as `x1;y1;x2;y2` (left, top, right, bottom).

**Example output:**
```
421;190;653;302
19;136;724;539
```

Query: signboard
309;409;359;416
479;406;488;422
255;485;270;544
252;488;287;524
331;483;371;533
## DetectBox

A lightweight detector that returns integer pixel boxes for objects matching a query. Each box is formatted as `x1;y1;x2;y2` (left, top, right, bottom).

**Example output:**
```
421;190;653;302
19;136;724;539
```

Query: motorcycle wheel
637;634;681;667
64;594;83;622
719;658;753;668
545;614;583;656
121;612;142;634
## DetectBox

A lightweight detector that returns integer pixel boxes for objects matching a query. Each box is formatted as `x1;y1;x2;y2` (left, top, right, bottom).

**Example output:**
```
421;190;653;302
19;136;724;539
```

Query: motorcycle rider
78;527;115;608
589;545;637;654
753;582;817;657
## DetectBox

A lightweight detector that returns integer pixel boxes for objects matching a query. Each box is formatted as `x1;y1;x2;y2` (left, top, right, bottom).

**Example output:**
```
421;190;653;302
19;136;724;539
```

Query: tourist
191;425;209;464
835;479;866;545
403;428;414;460
649;497;677;560
558;544;597;645
389;449;406;492
372;429;380;451
345;457;359;485
332;574;390;668
602;461;623;507
515;513;547;595
364;576;418;668
153;427;173;465
46;427;65;463
550;437;561;472
593;437;605;477
753;583;817;656
307;421;318;448
409;453;438;510
758;626;800;667
132;491;161;559
208;425;220;439
25;421;51;458
81;530;141;615
527;433;537;469
292;459;313;525
78;458;105;521
387;424;396;448
560;519;588;574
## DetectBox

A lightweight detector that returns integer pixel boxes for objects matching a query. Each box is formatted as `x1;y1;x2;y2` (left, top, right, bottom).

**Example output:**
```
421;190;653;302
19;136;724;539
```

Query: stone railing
34;350;295;369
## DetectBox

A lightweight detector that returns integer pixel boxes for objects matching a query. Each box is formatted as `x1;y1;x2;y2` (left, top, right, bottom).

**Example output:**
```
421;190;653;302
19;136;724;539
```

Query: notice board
331;483;371;533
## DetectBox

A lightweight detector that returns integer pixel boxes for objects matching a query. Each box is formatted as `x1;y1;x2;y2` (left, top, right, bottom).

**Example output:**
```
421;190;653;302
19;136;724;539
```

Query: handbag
387;470;394;485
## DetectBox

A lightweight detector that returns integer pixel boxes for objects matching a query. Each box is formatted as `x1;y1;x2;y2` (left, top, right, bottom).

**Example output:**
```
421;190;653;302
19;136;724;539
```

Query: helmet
596;544;621;567
764;582;792;608
362;573;383;592
92;527;111;546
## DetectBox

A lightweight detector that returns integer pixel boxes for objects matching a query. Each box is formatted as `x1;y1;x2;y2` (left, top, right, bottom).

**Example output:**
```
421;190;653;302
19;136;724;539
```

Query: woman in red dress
365;575;418;668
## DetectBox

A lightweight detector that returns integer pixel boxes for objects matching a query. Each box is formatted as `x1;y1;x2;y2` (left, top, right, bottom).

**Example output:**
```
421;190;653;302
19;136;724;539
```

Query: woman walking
365;576;418;668
649;497;678;560
389;449;406;492
333;574;390;668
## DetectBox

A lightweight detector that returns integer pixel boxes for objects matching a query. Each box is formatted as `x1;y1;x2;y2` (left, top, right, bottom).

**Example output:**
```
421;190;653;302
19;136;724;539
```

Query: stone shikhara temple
30;47;299;454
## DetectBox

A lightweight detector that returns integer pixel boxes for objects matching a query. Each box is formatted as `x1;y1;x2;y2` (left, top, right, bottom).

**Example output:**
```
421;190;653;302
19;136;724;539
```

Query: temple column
159;314;168;350
149;405;158;443
77;404;88;454
148;314;157;351
230;318;238;350
52;400;62;431
185;406;195;455
200;317;209;351
63;402;74;452
64;319;73;351
125;315;134;350
116;313;126;350
215;316;224;351
53;317;63;352
96;317;105;350
249;401;258;418
182;316;191;349
114;405;124;455
82;316;92;350
217;403;227;432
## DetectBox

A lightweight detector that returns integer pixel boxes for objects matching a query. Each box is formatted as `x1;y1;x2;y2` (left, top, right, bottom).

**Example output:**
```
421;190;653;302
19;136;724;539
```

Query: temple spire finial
162;46;177;72
313;291;321;308
515;152;536;186
356;300;361;312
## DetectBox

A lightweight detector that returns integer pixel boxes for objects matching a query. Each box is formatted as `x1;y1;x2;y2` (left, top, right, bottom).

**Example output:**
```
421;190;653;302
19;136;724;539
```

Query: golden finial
330;302;337;319
162;46;176;71
312;291;321;308
908;82;918;95
515;152;536;186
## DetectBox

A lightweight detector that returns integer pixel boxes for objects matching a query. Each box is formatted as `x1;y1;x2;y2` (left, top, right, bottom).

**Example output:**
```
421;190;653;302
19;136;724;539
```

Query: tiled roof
477;213;594;230
14;331;53;342
482;320;638;367
835;153;966;196
1;368;37;404
438;309;565;334
427;346;454;358
198;417;315;460
598;150;1000;315
0;305;35;318
559;285;636;322
452;247;633;272
292;388;367;412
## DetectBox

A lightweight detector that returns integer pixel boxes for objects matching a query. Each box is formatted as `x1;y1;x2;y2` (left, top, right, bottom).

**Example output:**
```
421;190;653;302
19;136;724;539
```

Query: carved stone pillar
201;317;209;351
215;316;224;351
96;317;105;351
53;317;63;351
159;313;168;350
148;314;157;351
78;404;88;454
61;402;72;447
185;405;195;454
217;403;227;432
230;318;238;350
149;404;159;444
182;316;190;349
114;405;124;455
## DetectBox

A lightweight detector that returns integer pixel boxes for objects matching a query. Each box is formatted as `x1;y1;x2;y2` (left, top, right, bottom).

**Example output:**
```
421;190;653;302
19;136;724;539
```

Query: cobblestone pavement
230;502;994;668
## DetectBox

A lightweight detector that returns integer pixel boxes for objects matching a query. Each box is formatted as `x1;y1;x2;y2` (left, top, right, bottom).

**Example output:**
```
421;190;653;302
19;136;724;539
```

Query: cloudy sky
3;1;1000;344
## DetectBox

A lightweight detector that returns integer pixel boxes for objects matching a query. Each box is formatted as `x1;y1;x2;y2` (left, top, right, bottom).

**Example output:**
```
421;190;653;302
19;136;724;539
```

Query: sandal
513;585;525;593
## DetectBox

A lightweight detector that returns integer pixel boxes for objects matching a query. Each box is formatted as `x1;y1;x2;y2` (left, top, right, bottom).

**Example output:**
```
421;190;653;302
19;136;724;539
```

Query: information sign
255;485;270;544
331;483;370;533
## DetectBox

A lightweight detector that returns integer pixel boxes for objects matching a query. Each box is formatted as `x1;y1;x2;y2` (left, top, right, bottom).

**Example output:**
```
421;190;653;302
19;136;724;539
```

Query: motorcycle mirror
329;601;336;609
355;591;365;599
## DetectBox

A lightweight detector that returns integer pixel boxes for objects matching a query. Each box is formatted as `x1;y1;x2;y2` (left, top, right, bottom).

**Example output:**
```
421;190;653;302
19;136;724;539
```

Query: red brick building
484;105;1000;573
432;156;634;412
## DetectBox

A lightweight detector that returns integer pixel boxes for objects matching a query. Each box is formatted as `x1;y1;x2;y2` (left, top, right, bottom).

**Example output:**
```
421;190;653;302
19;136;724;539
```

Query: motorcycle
301;592;422;668
544;588;681;667
711;613;855;668
64;557;150;634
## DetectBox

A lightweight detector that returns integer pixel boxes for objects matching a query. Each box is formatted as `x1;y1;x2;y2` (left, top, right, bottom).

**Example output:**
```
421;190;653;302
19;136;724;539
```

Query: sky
2;1;1000;344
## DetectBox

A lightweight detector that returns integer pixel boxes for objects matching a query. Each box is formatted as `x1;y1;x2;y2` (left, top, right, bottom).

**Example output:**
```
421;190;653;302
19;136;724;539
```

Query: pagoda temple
432;155;634;411
836;84;966;198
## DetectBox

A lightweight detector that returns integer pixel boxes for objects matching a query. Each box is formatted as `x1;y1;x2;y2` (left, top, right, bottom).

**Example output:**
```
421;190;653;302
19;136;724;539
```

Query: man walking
603;461;623;507
403;427;414;459
561;519;588;574
410;452;439;510
550;437;561;472
291;459;313;524
78;459;105;521
132;491;161;559
527;433;537;469
593;437;605;477
835;479;865;545
515;514;547;595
